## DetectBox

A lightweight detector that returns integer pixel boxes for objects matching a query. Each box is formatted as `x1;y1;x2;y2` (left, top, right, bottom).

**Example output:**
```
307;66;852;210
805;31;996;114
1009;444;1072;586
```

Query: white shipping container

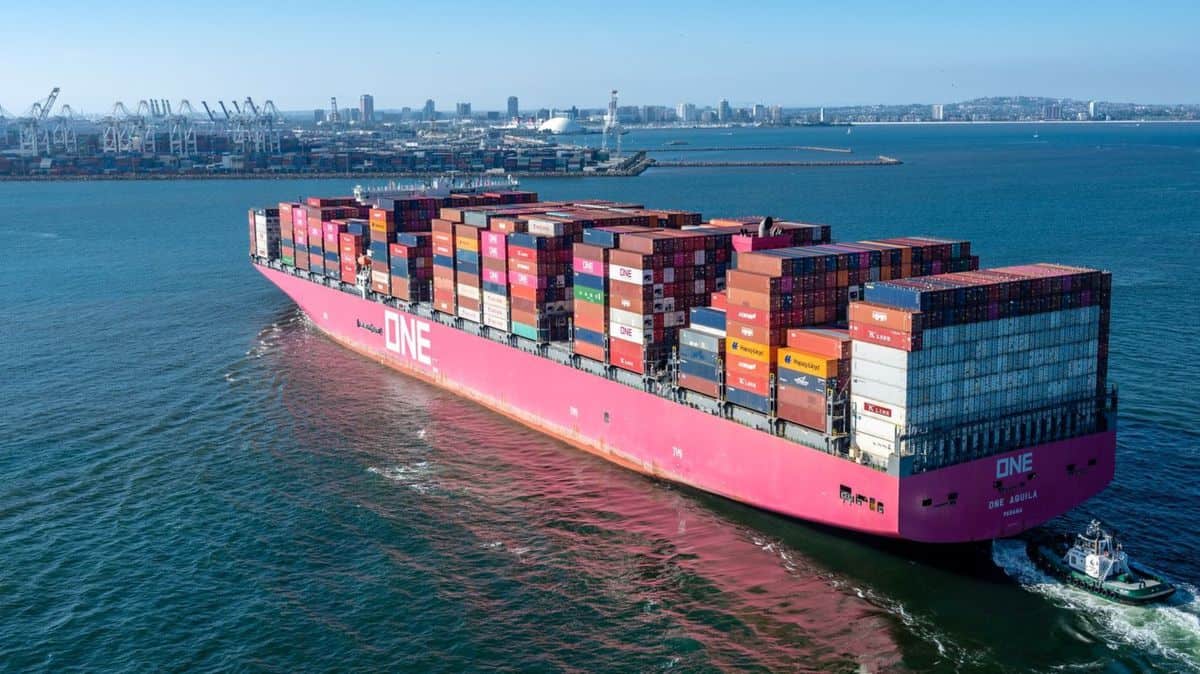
483;315;509;331
483;302;509;322
609;264;652;285
855;414;901;441
609;323;645;345
609;307;652;331
854;430;898;461
457;307;481;323
851;394;908;426
457;284;481;301
482;290;508;306
850;377;909;408
852;340;911;370
371;270;389;285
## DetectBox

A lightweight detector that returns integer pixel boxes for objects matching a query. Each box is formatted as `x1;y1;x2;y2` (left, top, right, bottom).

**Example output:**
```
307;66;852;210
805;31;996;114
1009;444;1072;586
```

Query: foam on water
992;539;1200;670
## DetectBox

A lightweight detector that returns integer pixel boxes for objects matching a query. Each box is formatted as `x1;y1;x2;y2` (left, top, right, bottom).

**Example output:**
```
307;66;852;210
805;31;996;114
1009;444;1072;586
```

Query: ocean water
1;123;1198;672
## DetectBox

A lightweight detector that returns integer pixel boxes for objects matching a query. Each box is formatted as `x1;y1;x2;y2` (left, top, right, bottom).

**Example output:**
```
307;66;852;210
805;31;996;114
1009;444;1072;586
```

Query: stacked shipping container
723;238;977;416
849;263;1111;467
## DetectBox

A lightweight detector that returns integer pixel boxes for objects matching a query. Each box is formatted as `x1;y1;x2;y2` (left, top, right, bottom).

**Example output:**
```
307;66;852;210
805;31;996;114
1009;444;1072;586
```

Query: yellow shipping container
777;348;839;378
456;236;480;252
726;338;778;364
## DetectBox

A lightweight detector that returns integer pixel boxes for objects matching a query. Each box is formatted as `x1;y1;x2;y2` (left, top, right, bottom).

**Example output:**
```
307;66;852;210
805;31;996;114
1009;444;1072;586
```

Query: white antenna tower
602;89;621;158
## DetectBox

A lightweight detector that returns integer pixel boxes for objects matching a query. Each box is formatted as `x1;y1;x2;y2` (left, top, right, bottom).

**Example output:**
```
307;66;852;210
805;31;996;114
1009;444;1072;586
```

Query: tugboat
1027;521;1176;605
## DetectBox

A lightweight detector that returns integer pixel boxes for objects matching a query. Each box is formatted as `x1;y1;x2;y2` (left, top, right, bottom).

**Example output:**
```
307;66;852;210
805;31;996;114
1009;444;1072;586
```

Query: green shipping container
573;285;605;305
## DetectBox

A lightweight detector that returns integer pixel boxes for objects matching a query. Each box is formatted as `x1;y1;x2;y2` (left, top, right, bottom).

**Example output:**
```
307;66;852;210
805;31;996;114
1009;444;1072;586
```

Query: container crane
51;104;79;154
168;100;198;156
19;87;60;156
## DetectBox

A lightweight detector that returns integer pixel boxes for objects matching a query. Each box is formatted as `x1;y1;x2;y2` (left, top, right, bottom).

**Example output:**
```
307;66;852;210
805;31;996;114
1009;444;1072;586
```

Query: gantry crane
19;87;60;155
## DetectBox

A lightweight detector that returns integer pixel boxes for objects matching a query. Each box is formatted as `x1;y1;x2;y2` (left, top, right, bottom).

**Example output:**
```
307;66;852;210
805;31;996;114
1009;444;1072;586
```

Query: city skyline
2;0;1198;113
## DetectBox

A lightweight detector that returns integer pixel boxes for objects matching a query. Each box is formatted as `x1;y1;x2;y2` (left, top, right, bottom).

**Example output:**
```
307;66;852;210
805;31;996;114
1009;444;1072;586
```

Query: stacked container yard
677;306;727;397
848;263;1111;469
723;238;977;416
389;232;433;302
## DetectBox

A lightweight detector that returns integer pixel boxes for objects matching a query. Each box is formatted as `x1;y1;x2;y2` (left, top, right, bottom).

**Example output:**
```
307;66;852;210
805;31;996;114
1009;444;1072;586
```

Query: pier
651;156;902;168
632;145;853;153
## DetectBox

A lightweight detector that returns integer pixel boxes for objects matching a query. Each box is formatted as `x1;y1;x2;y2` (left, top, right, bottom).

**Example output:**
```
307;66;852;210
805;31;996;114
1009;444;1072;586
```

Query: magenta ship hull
258;264;1116;543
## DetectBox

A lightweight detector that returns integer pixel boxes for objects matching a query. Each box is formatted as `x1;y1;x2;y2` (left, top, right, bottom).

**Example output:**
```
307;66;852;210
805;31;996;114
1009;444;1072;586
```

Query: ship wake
992;539;1200;670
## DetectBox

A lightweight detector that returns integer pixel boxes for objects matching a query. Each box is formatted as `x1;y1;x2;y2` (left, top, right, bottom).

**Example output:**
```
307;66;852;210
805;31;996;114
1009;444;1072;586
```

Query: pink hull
259;265;1116;543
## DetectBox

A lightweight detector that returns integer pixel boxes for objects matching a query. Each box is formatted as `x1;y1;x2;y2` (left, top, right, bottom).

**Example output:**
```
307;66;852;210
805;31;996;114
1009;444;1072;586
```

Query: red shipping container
727;371;771;396
609;339;646;374
777;387;826;430
678;372;720;398
847;322;922;351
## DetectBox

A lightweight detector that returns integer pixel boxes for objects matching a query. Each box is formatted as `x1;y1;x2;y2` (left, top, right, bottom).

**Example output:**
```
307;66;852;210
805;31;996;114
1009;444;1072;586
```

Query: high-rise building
769;105;783;124
752;104;767;122
717;99;732;122
1044;102;1062;121
313;109;324;123
1088;100;1098;119
359;94;374;125
507;96;519;119
931;104;944;121
455;102;471;118
423;99;436;121
676;102;697;123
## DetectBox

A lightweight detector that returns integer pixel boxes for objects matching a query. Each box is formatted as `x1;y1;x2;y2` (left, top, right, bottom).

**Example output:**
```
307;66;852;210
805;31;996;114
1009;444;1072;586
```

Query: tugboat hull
1026;539;1176;605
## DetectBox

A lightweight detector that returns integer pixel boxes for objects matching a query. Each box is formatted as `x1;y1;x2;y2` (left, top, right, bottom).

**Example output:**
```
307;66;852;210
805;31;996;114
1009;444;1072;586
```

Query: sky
1;0;1198;115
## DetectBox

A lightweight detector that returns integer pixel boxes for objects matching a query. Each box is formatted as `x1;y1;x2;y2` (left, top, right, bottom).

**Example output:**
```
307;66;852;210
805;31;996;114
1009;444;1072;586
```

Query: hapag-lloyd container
251;190;1117;544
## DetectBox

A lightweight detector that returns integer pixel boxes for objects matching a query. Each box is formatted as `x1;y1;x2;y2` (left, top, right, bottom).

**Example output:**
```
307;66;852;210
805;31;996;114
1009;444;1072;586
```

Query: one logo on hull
996;451;1033;479
384;310;432;366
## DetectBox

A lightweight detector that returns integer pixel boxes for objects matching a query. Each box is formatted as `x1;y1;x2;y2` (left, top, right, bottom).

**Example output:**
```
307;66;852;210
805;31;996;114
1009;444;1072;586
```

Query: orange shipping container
847;302;923;332
785;328;852;360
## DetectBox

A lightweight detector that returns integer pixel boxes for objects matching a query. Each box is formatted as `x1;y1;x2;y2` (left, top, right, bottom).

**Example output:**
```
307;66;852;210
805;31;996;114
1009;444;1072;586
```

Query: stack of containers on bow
278;203;299;266
454;221;483;322
723;236;976;417
369;207;397;295
322;219;347;279
848;263;1111;467
607;227;734;375
250;207;281;259
678;306;727;397
389;232;433;302
481;229;509;330
339;221;368;285
431;218;457;313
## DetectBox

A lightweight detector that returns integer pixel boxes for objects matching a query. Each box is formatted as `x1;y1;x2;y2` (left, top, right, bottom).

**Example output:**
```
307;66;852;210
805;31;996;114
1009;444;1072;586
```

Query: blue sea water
1;123;1198;672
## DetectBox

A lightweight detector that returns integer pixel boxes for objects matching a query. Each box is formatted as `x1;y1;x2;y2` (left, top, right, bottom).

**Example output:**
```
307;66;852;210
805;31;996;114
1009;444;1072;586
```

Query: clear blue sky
2;0;1197;115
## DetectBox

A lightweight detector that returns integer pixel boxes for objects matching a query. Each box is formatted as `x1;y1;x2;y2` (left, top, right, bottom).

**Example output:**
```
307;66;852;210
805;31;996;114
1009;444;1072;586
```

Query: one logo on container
996;451;1033;479
384;310;432;366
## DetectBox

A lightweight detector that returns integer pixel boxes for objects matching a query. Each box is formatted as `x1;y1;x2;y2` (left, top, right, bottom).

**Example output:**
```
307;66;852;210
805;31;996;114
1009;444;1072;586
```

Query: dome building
537;116;583;134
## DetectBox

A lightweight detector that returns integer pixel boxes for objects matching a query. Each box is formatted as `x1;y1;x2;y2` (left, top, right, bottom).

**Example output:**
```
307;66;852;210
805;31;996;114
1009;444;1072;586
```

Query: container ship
247;180;1116;543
